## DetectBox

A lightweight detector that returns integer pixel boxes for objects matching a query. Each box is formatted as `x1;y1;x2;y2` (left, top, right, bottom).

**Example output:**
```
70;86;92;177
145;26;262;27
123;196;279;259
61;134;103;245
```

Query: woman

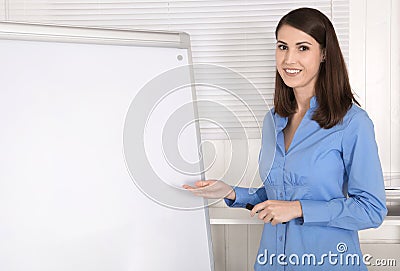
183;7;387;271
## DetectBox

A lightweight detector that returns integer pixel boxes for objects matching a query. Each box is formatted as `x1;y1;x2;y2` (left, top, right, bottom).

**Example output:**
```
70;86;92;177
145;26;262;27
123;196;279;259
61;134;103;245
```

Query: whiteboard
0;22;213;271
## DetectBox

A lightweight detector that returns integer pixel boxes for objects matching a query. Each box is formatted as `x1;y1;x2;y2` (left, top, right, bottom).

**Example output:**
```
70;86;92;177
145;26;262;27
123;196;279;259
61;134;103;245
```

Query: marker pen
245;203;258;212
245;203;286;224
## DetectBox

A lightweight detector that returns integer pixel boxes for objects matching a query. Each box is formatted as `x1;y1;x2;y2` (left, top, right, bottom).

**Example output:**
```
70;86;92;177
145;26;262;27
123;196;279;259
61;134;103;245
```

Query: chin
281;80;297;89
283;82;296;88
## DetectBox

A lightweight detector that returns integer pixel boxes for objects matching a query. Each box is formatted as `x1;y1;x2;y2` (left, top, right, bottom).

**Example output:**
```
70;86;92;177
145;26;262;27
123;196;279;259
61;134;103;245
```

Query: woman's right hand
182;180;236;200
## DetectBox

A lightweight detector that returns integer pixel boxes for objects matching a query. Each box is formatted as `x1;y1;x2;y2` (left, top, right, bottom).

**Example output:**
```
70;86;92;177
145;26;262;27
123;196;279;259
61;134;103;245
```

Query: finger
256;209;268;220
195;180;212;188
182;184;195;190
262;213;274;224
251;203;266;217
182;185;207;198
271;218;279;226
250;208;260;217
183;182;210;190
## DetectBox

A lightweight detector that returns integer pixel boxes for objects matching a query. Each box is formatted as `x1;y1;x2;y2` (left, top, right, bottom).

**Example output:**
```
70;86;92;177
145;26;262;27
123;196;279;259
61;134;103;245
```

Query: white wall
349;0;400;187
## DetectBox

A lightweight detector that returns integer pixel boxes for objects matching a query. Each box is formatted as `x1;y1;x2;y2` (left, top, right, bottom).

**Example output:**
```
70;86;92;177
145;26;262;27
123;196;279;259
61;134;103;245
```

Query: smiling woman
184;7;387;271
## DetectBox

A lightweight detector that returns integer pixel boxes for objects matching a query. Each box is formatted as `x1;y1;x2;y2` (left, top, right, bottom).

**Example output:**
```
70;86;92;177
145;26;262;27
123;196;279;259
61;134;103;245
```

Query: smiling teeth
285;69;301;74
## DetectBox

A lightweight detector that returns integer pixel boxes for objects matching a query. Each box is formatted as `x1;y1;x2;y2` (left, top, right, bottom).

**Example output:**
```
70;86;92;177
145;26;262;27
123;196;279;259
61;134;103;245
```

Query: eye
277;44;287;50
299;45;309;51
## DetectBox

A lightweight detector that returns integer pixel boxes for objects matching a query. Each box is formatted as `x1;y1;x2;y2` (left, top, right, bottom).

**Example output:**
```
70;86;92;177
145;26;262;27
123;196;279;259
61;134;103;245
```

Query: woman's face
276;24;324;94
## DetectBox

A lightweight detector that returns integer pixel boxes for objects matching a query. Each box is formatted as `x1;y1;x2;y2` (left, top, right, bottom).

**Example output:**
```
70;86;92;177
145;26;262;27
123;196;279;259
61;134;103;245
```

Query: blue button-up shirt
225;96;387;271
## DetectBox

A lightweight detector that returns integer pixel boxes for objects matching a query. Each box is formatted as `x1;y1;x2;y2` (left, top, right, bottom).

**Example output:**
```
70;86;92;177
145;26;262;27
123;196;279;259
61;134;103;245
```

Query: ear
321;48;326;62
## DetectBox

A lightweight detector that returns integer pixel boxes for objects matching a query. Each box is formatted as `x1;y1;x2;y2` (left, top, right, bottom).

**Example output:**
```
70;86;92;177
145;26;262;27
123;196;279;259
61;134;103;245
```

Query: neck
292;88;314;114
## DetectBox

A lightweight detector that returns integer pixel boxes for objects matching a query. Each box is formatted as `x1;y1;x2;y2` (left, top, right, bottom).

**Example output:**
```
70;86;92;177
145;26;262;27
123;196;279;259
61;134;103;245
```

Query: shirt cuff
224;187;263;208
299;199;331;226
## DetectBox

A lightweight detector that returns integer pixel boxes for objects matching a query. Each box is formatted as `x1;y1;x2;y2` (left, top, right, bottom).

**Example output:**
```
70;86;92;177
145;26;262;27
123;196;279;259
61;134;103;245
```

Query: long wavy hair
274;7;359;129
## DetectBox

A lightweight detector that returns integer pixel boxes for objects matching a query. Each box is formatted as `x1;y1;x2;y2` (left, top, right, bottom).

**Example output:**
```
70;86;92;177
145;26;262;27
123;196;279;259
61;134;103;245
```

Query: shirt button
279;236;283;241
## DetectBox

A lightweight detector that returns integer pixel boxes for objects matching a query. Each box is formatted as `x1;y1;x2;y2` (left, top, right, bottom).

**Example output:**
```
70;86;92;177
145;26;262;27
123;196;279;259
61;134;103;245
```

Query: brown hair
274;7;359;129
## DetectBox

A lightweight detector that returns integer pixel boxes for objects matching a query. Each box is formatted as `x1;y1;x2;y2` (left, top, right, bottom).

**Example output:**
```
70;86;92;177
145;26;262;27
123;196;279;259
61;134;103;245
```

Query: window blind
0;0;5;20
3;0;349;139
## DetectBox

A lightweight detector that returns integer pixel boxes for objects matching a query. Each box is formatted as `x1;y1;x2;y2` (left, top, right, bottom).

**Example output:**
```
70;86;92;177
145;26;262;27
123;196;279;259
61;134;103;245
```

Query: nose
284;49;297;64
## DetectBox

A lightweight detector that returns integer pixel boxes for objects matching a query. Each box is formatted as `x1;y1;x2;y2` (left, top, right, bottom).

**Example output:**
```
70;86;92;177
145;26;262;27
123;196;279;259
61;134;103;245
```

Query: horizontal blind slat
0;0;5;20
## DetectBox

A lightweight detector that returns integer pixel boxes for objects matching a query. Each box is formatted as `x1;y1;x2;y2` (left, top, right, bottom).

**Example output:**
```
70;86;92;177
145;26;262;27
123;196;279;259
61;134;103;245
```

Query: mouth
283;68;301;76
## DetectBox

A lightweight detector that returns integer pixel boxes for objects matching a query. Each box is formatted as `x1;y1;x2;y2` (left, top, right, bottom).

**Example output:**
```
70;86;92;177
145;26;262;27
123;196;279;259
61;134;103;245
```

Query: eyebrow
277;40;313;46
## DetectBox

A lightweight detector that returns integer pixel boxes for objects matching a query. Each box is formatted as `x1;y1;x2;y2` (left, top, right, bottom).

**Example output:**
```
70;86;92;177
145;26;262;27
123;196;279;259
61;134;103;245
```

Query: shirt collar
309;95;318;109
274;111;288;132
273;96;318;132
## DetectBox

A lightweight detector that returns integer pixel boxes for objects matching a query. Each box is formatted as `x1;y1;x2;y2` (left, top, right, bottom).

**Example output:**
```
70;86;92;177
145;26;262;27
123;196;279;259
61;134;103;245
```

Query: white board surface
0;22;213;271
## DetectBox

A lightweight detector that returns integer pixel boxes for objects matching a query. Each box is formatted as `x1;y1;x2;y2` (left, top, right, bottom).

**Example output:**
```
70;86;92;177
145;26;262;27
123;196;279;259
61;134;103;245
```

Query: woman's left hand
250;200;303;226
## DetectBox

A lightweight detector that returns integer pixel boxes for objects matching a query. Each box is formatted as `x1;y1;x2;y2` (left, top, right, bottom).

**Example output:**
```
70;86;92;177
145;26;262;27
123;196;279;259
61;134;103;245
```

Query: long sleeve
299;111;387;230
224;110;272;208
224;187;267;208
